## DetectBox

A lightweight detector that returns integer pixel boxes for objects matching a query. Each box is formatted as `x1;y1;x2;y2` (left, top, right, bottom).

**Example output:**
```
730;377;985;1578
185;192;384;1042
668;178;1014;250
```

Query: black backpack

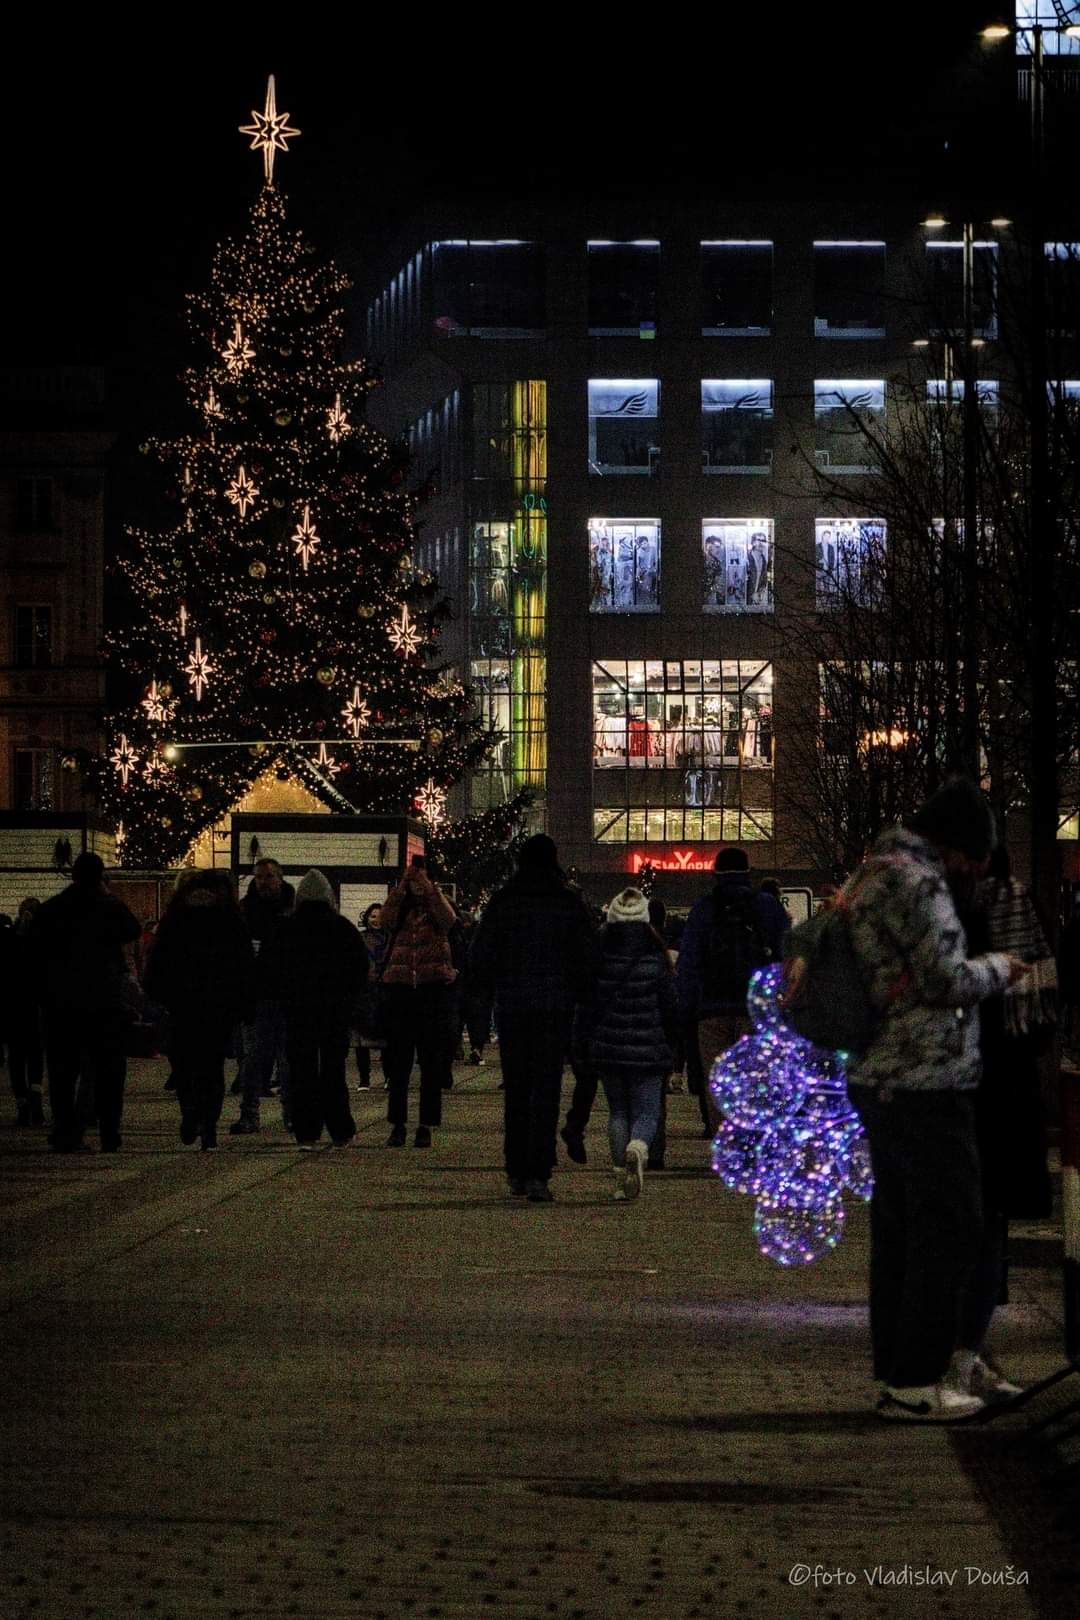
702;889;772;1006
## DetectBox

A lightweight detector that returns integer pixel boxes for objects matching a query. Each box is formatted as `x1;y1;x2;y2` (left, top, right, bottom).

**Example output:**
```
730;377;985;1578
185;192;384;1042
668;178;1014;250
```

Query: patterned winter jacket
844;826;1012;1093
379;879;457;989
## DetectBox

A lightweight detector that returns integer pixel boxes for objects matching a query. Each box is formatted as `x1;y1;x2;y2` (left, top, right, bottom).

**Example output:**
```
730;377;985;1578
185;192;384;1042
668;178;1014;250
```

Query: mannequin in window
758;705;774;765
704;535;724;607
748;534;770;606
627;705;651;767
590;533;613;609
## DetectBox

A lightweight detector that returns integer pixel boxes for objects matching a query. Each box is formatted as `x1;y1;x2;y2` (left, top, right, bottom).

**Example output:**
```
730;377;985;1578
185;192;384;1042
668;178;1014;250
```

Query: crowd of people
0;780;1066;1423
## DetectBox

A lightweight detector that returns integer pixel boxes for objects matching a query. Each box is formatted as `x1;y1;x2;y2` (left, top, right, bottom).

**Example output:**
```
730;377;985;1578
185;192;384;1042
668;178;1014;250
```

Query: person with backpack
576;889;680;1201
841;778;1029;1423
676;848;789;1134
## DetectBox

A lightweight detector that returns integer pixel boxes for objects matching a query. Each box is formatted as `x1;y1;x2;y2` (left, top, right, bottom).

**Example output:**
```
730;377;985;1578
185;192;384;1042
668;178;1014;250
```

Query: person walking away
945;845;1055;1403
456;910;490;1065
577;889;680;1201
471;835;598;1202
231;858;295;1135
2;898;45;1126
28;854;141;1153
145;870;256;1151
379;859;458;1148
843;778;1029;1422
676;848;789;1136
260;870;367;1148
356;902;390;1091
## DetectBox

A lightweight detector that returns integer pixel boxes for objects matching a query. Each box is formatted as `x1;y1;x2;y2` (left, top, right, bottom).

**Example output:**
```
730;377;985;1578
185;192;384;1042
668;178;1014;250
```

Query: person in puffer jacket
843;778;1028;1425
578;888;680;1202
378;860;457;1148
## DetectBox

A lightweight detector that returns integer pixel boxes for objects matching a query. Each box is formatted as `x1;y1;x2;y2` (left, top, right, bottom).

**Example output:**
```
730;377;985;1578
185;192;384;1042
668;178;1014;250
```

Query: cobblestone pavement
1;1057;1077;1619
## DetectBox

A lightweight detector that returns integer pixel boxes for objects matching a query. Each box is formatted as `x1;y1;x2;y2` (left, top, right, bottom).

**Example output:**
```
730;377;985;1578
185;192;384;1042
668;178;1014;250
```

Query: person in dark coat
355;901;390;1090
379;860;458;1148
232;858;295;1134
470;834;598;1202
260;870;368;1148
1;897;44;1126
578;889;680;1201
28;853;142;1153
145;870;256;1150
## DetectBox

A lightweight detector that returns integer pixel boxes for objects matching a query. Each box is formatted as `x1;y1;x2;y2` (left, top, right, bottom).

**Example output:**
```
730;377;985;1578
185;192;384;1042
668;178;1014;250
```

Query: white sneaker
966;1354;1024;1402
877;1383;985;1423
613;1167;627;1202
624;1140;647;1201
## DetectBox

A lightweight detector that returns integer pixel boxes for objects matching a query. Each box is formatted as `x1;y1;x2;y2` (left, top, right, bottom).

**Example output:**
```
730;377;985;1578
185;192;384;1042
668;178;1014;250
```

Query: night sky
14;7;1015;427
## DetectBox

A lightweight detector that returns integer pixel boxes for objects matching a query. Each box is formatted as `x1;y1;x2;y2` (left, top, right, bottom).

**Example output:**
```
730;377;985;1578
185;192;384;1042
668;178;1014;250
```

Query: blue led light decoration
709;963;873;1266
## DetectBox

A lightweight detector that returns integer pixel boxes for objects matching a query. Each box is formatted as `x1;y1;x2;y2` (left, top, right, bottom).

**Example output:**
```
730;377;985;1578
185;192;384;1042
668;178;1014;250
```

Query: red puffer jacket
379;878;457;988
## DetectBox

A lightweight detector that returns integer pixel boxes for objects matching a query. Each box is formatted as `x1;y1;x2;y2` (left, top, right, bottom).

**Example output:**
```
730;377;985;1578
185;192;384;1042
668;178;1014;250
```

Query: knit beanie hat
606;887;650;925
910;777;997;862
517;833;560;874
294;868;336;908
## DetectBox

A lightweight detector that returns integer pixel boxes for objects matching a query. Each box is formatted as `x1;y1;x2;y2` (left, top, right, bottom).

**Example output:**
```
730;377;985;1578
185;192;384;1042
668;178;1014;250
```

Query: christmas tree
93;79;492;869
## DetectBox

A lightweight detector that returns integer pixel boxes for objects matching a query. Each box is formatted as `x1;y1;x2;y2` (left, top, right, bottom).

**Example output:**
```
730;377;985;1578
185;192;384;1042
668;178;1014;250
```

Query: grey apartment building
361;196;1076;904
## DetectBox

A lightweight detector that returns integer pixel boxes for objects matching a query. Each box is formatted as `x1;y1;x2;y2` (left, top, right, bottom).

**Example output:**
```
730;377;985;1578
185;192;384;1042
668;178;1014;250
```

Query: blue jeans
600;1073;663;1167
238;1002;291;1122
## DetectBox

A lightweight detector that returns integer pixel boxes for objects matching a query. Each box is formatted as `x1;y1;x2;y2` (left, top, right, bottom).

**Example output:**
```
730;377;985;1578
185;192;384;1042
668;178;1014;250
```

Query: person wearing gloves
576;887;680;1202
843;778;1031;1424
258;869;369;1149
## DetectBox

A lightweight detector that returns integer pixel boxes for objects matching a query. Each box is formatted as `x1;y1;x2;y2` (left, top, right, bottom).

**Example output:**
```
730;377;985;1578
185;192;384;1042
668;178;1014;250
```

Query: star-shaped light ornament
184;637;214;701
239;75;300;185
225;465;260;519
388;603;421;657
291;505;321;570
141;679;176;725
414;778;447;828
143;755;173;788
341;685;371;738
110;734;137;788
203;384;224;422
222;319;255;374
326;394;350;445
314;742;341;776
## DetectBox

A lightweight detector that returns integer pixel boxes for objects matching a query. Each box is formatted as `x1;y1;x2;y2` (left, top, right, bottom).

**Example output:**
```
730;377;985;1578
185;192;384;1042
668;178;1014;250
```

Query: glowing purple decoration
709;964;873;1266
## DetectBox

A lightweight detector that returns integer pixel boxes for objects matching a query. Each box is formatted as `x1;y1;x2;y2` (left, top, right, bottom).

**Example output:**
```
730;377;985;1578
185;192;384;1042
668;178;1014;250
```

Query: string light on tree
341;684;370;737
221;318;255;374
388;602;420;656
414;777;447;828
110;734;137;788
291;504;320;570
225;465;259;519
184;636;214;701
238;74;300;185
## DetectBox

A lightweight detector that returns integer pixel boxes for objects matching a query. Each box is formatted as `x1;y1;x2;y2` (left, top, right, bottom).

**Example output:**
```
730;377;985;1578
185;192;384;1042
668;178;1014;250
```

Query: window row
369;239;1080;350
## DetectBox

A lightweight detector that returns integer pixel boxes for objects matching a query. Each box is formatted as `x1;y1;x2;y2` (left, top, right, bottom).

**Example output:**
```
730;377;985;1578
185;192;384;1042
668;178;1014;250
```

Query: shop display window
1047;244;1080;335
702;380;773;472
815;518;887;609
924;242;998;339
814;380;884;473
588;379;659;474
588;241;660;336
589;520;661;613
701;242;772;336
431;240;545;337
814;242;886;338
703;520;774;613
592;659;774;843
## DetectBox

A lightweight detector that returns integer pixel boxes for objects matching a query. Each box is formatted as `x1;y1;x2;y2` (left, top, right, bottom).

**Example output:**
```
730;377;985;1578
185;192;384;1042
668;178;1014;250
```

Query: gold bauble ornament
249;560;267;580
262;591;276;605
272;496;286;510
236;393;250;405
316;665;336;686
278;346;293;358
273;409;293;427
426;727;444;748
188;785;203;801
60;753;79;772
302;301;317;314
161;816;172;828
356;604;377;619
249;742;267;757
159;682;173;698
398;555;412;572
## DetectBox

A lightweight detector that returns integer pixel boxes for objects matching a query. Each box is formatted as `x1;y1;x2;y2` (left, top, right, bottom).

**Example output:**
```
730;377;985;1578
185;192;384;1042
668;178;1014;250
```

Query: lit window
815;519;887;609
592;659;774;843
702;380;772;473
703;521;774;613
588;241;660;337
588;379;659;474
701;242;772;336
814;242;886;338
589;520;660;613
814;380;885;473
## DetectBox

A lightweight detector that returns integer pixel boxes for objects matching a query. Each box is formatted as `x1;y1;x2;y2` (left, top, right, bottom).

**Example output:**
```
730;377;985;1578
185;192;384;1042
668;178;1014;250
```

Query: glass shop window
588;519;661;613
588;379;659;474
587;241;660;336
924;242;998;339
702;521;774;613
814;380;884;473
431;241;545;337
701;242;772;336
702;380;772;473
814;242;886;337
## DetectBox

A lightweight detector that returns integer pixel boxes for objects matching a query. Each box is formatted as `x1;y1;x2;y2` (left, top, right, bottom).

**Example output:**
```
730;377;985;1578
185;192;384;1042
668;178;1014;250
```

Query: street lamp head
922;214;948;229
989;217;1012;229
981;24;1011;42
1066;26;1080;38
912;338;930;348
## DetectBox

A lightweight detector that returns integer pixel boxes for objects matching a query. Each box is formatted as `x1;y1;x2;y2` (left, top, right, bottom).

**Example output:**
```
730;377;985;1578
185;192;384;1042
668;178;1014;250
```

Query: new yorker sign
627;849;717;873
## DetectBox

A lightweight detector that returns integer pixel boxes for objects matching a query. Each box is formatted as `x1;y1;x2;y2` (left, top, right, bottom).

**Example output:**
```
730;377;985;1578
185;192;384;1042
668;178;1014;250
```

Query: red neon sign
627;849;717;874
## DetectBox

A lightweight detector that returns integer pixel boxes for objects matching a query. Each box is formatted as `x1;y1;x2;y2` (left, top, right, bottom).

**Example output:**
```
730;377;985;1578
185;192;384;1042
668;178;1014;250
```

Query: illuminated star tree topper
239;75;300;185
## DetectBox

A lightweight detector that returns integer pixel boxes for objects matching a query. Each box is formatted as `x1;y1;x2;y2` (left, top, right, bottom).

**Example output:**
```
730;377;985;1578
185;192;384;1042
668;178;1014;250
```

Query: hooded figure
259;870;368;1148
